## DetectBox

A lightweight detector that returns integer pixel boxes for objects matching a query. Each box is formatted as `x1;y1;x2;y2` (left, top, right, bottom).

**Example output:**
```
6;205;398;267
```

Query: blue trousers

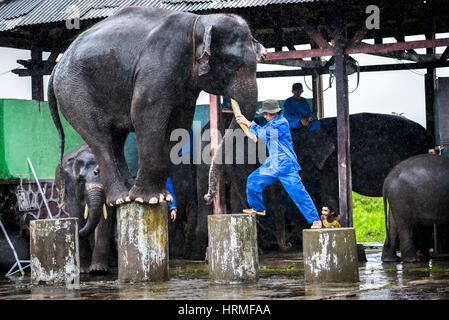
246;164;320;224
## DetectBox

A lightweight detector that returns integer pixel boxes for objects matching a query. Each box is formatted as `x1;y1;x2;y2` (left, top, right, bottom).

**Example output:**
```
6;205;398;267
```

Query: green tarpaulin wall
0;98;308;180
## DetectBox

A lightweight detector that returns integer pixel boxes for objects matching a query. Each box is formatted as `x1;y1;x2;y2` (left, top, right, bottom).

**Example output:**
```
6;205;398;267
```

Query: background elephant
290;112;435;213
49;7;266;211
55;144;116;274
198;112;434;257
382;154;449;262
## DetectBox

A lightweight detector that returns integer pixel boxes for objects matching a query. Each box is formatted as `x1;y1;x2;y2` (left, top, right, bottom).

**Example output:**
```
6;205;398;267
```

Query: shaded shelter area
1;0;449;255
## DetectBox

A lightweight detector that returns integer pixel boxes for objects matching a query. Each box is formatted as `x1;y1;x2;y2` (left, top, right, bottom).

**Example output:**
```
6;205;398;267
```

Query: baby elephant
55;144;116;274
382;154;449;262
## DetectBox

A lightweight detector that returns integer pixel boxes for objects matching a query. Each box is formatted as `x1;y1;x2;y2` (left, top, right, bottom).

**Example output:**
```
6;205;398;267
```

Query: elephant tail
48;71;66;207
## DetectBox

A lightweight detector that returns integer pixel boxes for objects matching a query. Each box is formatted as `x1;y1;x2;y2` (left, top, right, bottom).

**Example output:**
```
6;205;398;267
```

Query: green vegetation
352;192;386;243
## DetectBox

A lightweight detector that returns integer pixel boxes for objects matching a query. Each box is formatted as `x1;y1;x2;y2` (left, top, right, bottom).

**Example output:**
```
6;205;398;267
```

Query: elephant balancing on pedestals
48;7;267;210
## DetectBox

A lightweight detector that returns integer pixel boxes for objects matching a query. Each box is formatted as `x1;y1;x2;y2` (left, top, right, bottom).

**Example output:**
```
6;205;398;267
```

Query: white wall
2;34;449;128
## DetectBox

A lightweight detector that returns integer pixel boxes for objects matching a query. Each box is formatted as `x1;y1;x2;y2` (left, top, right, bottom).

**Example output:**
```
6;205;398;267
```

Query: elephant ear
197;26;212;76
293;128;335;170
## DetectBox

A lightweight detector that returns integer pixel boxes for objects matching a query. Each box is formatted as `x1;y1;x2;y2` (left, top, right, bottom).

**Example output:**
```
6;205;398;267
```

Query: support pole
31;49;44;102
425;32;436;136
312;68;324;119
311;43;324;119
117;202;169;283
334;30;353;228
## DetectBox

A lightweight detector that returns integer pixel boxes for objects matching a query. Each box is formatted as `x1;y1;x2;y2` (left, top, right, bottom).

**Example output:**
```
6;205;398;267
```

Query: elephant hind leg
382;208;401;262
398;223;420;263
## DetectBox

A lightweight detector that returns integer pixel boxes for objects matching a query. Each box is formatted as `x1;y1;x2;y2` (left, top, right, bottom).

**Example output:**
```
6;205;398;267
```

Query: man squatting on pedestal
236;99;322;229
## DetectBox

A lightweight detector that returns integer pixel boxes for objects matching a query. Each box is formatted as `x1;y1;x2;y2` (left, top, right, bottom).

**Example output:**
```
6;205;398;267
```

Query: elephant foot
402;255;422;263
89;263;109;275
80;265;91;274
128;185;172;205
416;250;431;260
381;253;401;262
106;187;131;207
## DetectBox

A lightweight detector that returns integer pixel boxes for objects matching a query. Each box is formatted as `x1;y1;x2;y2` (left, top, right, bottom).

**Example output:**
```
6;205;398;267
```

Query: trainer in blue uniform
283;83;314;129
235;99;322;229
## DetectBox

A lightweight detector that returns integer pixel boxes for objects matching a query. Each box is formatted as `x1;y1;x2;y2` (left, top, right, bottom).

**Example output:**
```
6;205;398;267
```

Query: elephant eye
93;168;100;176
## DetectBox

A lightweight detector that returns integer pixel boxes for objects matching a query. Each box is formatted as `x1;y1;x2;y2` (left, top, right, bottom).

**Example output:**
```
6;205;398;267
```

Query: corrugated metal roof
0;0;41;20
0;0;327;32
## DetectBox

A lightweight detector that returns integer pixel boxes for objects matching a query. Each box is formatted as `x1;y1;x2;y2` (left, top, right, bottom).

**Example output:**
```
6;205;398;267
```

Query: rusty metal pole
312;68;324;119
334;30;353;228
209;94;225;215
425;32;436;137
31;49;44;102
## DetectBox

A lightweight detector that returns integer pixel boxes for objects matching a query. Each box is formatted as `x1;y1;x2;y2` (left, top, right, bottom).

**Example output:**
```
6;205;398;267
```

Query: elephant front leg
79;236;92;273
128;101;173;204
89;210;114;274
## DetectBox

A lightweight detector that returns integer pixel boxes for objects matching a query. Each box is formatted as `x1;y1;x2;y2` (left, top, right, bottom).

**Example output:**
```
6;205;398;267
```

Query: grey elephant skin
291;112;434;212
198;112;434;255
382;154;449;262
55;144;116;274
48;7;266;208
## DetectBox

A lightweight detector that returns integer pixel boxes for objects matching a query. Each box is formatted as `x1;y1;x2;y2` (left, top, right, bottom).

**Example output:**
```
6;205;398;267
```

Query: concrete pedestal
117;202;168;283
303;228;359;283
30;218;80;287
208;214;258;284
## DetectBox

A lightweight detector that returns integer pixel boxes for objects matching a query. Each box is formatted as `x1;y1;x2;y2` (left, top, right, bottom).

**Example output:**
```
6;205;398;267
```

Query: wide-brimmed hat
257;99;282;114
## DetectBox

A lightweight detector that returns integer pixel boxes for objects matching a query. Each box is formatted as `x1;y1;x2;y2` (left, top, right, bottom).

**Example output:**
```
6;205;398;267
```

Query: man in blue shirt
283;83;314;129
236;99;322;229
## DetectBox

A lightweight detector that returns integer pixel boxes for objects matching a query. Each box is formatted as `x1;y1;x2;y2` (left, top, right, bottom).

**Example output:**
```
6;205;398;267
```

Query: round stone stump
208;214;258;284
30;218;80;287
303;228;359;283
117;202;168;283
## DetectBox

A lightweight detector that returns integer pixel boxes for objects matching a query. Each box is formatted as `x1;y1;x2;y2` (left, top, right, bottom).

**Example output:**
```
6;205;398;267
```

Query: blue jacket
283;97;313;129
249;114;301;173
299;119;321;131
166;177;177;211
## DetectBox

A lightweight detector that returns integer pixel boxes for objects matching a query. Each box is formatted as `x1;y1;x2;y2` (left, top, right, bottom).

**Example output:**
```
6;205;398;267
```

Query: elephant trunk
79;182;106;237
204;73;258;204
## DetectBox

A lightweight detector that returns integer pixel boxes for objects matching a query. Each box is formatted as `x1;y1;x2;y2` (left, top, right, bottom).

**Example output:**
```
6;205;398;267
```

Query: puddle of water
1;249;448;300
